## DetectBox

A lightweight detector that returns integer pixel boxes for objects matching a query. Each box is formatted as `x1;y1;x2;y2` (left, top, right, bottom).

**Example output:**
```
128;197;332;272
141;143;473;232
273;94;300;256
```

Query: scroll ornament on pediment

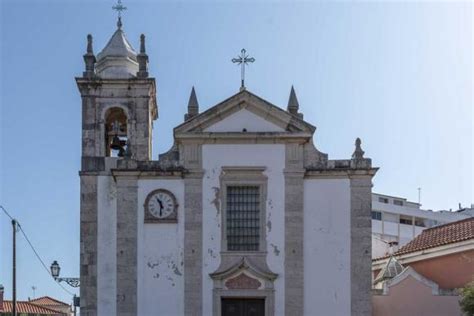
225;273;262;290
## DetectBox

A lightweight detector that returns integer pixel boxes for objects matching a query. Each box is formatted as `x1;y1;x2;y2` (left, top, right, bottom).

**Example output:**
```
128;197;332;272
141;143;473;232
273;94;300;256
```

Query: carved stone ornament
225;273;262;290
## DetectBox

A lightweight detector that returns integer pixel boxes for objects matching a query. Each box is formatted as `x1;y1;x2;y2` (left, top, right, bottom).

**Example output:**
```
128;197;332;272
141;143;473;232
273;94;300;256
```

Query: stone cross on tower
112;0;127;28
232;49;255;91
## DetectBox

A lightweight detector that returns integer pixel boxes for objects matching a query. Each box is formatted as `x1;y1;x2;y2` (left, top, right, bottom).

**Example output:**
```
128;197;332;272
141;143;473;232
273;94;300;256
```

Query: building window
414;217;426;227
393;199;404;206
372;211;382;220
226;186;261;251
105;107;128;157
400;215;413;225
378;197;389;204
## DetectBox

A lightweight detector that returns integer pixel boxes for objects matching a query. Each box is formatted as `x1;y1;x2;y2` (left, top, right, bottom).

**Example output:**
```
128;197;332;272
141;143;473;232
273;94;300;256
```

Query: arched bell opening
105;107;128;157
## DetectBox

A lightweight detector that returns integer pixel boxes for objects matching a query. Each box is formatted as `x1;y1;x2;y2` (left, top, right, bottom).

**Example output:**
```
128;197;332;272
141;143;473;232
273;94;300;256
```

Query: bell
110;135;123;151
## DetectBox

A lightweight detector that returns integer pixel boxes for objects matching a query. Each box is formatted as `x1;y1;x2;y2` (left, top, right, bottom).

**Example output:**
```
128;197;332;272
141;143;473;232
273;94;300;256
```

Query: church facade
77;19;377;316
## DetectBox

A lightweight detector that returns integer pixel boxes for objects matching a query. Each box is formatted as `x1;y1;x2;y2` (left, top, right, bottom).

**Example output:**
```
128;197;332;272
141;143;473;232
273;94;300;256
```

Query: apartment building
371;193;470;258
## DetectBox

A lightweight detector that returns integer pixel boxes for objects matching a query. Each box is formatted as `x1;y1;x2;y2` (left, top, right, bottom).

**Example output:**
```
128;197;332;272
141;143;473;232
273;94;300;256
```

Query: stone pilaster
284;143;305;315
80;174;98;316
350;176;373;316
182;142;203;315
116;176;138;316
183;174;203;315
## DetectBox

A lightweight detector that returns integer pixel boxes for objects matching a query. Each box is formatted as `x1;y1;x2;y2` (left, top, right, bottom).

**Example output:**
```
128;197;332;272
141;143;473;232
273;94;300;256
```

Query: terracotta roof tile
2;300;66;314
374;217;474;261
29;296;69;306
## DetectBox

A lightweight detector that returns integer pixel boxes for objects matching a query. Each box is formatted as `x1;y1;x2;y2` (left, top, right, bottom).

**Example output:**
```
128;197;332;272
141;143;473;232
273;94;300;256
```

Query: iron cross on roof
232;49;255;91
112;0;127;28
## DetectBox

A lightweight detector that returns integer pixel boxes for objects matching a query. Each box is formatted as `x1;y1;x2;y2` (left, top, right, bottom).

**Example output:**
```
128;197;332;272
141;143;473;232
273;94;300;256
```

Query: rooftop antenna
417;187;421;205
31;286;37;299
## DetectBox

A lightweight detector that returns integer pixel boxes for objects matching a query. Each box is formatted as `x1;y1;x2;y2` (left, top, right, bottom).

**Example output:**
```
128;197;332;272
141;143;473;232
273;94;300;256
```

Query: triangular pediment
174;90;315;136
204;108;285;132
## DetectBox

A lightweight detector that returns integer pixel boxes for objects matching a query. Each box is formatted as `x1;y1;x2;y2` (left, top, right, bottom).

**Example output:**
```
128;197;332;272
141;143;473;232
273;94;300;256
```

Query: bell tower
76;15;157;315
76;18;157;164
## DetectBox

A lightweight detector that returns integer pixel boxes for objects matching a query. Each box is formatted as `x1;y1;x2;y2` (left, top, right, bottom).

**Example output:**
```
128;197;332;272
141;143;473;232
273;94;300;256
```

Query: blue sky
1;0;472;305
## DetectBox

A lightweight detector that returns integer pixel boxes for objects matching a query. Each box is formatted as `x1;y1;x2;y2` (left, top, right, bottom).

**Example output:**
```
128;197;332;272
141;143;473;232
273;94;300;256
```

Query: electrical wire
17;224;75;296
1;205;75;296
0;205;14;221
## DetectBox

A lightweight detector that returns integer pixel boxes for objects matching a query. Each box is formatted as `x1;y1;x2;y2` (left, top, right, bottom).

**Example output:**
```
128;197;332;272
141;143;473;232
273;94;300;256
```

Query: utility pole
73;295;77;316
12;219;17;316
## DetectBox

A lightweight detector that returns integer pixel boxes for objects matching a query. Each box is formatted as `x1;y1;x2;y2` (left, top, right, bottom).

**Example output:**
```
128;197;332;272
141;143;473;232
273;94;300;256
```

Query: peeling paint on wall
267;212;272;232
172;263;182;276
146;253;183;283
211;187;220;215
270;243;280;256
138;179;185;316
147;261;159;269
208;248;217;259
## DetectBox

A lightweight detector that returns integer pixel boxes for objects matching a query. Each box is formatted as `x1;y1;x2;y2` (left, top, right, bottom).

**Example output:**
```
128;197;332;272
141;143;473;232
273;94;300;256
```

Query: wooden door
221;298;265;316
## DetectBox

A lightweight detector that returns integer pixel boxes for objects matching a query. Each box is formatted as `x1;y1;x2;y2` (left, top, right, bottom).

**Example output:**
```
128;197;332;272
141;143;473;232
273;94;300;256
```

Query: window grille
226;186;260;251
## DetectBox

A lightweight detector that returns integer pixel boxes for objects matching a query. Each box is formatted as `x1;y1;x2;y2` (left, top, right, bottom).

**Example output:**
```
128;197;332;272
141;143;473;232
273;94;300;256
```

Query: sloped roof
175;89;316;135
29;296;69;307
97;28;137;61
374;217;474;261
2;300;65;315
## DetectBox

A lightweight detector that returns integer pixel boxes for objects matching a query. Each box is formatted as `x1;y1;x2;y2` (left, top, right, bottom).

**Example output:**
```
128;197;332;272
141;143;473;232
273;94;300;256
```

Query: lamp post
12;219;17;316
50;261;80;316
50;260;80;288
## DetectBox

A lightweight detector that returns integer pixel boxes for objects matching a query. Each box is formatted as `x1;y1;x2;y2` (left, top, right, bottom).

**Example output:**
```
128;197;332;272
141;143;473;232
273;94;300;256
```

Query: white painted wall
202;144;286;316
383;222;398;237
137;179;185;316
303;179;351;316
203;109;285;132
97;176;117;316
372;220;382;234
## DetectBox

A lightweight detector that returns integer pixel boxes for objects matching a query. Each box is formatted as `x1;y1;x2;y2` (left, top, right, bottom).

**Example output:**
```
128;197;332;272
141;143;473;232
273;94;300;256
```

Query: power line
17;224;75;296
1;205;75;296
0;205;14;221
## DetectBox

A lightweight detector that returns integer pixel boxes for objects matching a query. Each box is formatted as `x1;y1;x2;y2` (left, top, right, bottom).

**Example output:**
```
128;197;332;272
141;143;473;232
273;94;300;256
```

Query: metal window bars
226;186;260;251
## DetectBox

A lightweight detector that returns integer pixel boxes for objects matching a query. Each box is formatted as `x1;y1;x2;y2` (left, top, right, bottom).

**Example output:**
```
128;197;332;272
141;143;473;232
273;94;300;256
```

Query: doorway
221;298;265;316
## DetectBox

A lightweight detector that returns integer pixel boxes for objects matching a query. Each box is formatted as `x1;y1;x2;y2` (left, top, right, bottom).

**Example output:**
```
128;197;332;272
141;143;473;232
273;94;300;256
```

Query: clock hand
156;197;164;216
156;197;164;209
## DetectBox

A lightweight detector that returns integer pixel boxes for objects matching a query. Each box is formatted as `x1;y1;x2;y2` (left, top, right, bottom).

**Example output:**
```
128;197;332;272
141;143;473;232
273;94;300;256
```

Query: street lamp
50;261;60;279
49;260;80;288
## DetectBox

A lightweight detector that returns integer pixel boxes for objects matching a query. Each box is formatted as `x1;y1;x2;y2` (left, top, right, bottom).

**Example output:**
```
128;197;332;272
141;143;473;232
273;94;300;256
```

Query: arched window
105;107;128;157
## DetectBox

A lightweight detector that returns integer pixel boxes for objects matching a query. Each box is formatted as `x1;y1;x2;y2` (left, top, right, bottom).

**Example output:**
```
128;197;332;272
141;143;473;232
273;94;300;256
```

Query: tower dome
95;18;138;79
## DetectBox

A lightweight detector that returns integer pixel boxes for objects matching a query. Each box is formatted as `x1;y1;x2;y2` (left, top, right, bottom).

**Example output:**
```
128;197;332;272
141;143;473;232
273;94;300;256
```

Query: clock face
145;189;177;221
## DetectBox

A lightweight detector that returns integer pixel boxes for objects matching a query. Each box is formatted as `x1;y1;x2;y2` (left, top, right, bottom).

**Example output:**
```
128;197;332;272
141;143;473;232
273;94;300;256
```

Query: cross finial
112;0;127;29
232;49;255;91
